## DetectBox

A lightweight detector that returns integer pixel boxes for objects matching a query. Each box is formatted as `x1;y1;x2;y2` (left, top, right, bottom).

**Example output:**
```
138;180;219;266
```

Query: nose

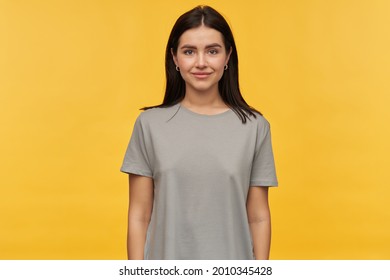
195;53;207;68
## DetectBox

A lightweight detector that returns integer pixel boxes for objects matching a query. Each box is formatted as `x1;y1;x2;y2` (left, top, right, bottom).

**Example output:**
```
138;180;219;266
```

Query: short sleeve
120;115;153;177
250;119;278;187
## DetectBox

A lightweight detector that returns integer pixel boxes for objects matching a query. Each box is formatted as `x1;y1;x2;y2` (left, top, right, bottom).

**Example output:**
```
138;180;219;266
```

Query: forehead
178;25;224;47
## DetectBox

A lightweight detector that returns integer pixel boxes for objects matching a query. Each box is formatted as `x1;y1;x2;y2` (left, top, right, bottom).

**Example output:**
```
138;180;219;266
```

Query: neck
182;86;225;108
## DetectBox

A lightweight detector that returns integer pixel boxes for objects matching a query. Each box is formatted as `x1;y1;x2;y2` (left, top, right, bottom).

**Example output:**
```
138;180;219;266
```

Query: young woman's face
173;25;231;95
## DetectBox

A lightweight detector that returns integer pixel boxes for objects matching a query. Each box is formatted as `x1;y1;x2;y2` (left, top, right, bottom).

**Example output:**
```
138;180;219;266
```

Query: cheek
212;56;228;68
177;57;193;69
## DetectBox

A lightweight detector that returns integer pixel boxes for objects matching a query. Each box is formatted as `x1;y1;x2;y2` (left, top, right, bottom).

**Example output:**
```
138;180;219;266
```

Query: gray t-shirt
121;103;278;259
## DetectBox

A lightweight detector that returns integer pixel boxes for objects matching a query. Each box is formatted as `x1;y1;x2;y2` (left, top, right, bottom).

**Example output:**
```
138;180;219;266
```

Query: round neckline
178;103;233;118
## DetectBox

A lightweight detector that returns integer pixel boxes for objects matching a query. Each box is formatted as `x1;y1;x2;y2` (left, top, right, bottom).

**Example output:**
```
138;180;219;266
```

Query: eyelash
183;49;219;55
183;50;194;55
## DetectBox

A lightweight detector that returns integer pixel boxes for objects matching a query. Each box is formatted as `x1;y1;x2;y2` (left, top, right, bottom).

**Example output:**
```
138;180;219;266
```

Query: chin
187;83;218;93
191;86;215;93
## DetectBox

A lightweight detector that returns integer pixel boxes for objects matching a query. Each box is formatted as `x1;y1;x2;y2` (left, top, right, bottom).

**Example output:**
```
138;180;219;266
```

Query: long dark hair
141;5;262;123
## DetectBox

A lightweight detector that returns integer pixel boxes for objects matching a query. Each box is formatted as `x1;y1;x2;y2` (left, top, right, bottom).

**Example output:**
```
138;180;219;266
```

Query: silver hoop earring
224;65;228;70
176;66;180;71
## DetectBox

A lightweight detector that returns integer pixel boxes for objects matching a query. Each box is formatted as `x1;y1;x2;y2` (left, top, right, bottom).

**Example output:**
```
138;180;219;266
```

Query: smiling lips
192;72;212;79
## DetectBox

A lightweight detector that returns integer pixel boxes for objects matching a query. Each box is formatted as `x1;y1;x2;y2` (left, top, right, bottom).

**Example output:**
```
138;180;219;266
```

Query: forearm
249;219;271;260
127;219;150;260
127;174;154;260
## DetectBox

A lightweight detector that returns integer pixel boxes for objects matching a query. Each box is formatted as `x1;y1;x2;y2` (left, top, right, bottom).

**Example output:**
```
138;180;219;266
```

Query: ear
171;48;178;66
225;46;232;65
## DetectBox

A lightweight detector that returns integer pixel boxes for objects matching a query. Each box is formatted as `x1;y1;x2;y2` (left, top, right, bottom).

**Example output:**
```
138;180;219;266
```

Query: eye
183;49;194;55
208;49;218;55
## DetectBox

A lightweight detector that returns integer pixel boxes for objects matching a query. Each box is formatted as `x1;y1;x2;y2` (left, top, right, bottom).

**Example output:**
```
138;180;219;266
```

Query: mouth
192;72;212;79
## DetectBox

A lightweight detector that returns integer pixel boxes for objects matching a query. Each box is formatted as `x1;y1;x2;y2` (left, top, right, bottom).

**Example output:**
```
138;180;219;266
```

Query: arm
127;174;154;260
246;186;271;260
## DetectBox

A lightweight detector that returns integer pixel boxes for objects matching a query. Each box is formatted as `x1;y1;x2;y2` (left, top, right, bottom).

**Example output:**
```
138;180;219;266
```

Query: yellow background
1;0;389;259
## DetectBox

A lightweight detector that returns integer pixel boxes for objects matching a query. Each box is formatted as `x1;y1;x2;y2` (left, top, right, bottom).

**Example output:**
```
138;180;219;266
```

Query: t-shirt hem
250;180;278;187
120;166;153;178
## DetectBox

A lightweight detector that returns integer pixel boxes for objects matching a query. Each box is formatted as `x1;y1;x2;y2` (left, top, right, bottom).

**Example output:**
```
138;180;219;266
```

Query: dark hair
141;5;262;123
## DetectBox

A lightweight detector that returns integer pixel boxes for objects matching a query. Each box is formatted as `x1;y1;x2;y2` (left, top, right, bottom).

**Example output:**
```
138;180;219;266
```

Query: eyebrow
180;43;223;49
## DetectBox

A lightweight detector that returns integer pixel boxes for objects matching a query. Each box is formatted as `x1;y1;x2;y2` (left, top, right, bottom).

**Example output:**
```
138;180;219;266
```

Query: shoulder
136;103;181;125
246;111;271;130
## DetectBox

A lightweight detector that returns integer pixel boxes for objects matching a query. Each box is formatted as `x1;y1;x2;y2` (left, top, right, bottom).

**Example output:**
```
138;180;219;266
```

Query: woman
121;5;278;260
